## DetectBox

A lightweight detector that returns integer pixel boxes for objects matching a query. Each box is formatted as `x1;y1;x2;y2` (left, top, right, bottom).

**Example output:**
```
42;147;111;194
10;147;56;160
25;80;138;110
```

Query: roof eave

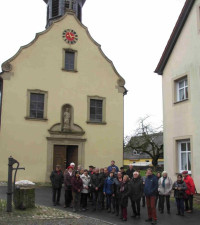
154;0;195;75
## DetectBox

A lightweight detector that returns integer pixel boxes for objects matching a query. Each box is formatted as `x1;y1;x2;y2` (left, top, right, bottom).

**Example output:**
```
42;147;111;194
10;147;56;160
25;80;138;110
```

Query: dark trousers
121;206;127;220
160;195;170;212
106;194;112;210
185;195;193;211
81;193;88;208
155;194;161;210
142;195;145;207
131;198;141;216
176;198;184;215
92;191;103;210
72;192;81;210
146;196;157;221
52;188;61;203
65;189;72;207
114;196;120;215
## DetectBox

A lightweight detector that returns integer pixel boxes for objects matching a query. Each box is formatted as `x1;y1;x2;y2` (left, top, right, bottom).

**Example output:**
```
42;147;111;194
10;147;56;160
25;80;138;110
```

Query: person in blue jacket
107;160;119;173
103;172;115;213
144;168;158;225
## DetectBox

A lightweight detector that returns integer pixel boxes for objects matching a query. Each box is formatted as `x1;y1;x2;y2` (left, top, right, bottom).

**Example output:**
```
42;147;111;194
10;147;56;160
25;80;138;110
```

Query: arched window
0;78;3;127
52;0;59;17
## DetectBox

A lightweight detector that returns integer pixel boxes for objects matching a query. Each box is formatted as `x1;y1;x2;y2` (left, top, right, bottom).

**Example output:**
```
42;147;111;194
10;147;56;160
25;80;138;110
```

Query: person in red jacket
182;171;195;213
71;171;83;212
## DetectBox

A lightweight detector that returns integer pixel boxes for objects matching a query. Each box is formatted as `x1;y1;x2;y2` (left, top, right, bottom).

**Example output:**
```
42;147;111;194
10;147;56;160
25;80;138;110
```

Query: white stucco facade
162;0;200;192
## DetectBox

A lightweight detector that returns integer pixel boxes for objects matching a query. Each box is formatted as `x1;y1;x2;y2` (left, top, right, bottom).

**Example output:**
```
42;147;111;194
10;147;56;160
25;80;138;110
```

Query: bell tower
43;0;86;28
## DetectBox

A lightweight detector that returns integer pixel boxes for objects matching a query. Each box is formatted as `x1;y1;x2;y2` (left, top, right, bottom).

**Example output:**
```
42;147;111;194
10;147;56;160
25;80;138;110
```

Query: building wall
162;0;200;191
0;13;124;182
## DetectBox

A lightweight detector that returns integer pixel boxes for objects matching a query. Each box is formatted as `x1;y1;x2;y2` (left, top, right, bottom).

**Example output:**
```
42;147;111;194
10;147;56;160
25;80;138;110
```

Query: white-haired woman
158;171;173;214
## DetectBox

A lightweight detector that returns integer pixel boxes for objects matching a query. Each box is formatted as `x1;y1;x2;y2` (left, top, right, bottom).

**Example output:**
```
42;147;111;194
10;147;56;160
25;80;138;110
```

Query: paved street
0;186;200;225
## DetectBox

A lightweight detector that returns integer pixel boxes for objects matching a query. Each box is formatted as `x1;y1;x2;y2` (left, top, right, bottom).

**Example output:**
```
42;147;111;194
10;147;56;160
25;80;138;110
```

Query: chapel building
0;0;126;182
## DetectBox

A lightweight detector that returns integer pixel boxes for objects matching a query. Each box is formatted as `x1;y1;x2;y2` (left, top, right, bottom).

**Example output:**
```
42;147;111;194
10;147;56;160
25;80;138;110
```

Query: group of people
50;160;196;225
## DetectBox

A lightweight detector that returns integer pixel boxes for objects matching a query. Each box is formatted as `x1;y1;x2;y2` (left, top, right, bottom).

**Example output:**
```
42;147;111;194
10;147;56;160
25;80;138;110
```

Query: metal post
7;156;14;212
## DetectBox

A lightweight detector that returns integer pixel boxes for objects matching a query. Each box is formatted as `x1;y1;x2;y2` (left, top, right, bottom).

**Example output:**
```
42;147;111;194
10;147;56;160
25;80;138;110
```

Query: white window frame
178;140;191;174
176;77;188;102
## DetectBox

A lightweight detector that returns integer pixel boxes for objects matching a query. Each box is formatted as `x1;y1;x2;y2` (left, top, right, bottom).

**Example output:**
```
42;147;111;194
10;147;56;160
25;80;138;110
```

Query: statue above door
48;104;85;136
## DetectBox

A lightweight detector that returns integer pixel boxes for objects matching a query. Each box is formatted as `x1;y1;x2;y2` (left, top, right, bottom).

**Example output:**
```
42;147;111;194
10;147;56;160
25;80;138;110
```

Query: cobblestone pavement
0;217;114;225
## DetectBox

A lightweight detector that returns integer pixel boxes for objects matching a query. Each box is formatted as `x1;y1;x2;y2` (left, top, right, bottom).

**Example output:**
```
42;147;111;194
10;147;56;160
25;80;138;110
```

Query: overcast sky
0;0;185;136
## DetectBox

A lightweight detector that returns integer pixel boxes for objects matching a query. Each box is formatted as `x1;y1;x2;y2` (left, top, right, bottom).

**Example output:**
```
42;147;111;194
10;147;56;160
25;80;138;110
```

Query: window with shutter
52;0;59;17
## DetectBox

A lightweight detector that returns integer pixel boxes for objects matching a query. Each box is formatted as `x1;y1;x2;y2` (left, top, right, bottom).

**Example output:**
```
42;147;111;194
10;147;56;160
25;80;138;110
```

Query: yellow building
0;0;126;182
155;0;200;191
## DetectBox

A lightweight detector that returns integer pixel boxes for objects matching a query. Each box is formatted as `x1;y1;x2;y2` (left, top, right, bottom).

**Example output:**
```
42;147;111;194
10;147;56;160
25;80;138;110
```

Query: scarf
162;177;167;188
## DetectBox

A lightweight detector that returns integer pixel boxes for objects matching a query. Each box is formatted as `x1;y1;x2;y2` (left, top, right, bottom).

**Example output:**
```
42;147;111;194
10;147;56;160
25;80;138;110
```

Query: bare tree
124;116;163;169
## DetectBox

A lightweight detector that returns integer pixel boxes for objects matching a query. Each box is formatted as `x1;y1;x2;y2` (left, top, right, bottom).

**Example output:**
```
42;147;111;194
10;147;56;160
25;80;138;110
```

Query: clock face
62;29;78;44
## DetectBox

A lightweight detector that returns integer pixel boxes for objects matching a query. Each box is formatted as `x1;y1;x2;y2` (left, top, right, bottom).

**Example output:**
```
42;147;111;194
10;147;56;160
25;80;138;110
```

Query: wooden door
66;146;78;169
53;145;67;171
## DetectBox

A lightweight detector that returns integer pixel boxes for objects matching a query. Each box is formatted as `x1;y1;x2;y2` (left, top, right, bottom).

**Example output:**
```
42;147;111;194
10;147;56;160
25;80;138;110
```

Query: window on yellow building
26;90;48;121
178;140;191;174
176;76;188;102
65;51;75;71
87;96;106;124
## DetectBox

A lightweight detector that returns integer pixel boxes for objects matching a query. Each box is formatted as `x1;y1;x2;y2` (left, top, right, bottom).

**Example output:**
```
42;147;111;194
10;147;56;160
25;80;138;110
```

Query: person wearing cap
182;171;195;213
71;171;83;212
126;164;135;179
158;171;173;214
64;166;74;208
70;162;75;170
107;160;119;173
50;165;64;206
173;174;187;216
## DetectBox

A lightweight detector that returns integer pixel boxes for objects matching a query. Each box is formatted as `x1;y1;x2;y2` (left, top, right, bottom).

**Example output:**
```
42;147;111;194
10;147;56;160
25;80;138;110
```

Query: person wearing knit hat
158;171;173;214
70;162;75;170
182;171;195;213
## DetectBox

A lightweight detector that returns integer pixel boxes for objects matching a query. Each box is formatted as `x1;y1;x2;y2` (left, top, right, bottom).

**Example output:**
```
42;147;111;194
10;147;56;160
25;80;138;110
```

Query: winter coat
158;176;173;196
119;181;130;207
103;177;114;195
81;174;91;194
114;178;123;197
71;176;83;193
144;174;158;197
173;180;187;199
183;175;195;195
50;170;64;189
107;165;119;173
64;171;73;190
126;168;135;179
129;177;144;201
91;173;104;191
